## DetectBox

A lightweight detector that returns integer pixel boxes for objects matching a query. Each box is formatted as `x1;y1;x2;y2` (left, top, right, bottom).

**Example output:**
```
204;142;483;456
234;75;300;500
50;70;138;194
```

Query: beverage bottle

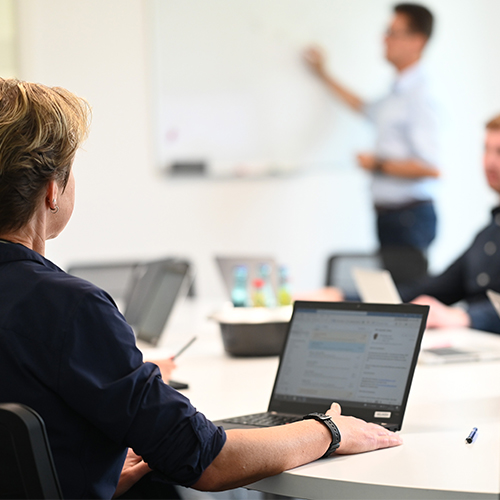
277;265;292;306
251;278;266;307
259;263;277;307
231;265;248;307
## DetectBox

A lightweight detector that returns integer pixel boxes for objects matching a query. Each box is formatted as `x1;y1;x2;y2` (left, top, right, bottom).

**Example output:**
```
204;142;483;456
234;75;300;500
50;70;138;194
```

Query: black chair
0;403;62;499
325;252;382;298
325;247;428;296
378;246;428;285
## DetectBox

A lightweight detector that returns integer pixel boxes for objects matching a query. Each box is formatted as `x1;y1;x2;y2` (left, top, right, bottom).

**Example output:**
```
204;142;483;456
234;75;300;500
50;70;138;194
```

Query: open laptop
216;300;428;432
67;261;140;313
215;256;278;301
69;258;193;388
417;289;500;364
124;258;192;348
124;258;193;390
352;267;402;304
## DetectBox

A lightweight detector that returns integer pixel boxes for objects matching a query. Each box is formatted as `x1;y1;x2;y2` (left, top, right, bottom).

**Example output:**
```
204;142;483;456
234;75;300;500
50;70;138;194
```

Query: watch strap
303;412;341;458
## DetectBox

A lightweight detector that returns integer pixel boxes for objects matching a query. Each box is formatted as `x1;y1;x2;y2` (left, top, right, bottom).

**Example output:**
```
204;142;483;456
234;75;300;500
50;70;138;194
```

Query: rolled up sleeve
57;288;226;486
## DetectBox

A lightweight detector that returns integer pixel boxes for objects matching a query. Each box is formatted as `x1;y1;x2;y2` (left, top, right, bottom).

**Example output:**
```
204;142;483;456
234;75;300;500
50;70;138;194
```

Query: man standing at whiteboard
304;3;439;282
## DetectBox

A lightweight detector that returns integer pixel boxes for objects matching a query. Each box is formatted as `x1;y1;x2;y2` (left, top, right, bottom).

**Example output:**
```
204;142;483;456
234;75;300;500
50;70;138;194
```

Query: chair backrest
379;246;428;285
0;403;62;499
325;253;382;298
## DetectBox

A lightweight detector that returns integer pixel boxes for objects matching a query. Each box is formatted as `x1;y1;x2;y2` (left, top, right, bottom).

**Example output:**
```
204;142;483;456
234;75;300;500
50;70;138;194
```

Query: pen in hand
465;427;478;444
172;336;197;361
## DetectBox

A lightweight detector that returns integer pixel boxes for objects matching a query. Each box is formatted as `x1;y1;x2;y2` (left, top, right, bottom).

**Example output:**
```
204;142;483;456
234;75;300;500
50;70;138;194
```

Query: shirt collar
393;61;425;93
0;240;63;273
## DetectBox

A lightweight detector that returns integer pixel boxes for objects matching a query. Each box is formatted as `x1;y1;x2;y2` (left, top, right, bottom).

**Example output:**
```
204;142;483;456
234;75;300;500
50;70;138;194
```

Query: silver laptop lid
353;267;402;304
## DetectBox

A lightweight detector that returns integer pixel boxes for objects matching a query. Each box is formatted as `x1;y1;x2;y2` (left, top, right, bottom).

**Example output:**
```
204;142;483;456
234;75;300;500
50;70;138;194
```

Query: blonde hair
0;78;91;233
486;114;500;131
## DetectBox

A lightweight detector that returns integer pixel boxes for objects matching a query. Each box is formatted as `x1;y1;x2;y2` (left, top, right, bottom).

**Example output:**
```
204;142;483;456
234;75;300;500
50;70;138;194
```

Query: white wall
15;0;500;299
0;0;16;77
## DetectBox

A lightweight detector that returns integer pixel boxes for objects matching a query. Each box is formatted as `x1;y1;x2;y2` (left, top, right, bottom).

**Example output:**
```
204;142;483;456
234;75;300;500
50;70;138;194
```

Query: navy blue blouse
400;207;500;334
0;242;226;499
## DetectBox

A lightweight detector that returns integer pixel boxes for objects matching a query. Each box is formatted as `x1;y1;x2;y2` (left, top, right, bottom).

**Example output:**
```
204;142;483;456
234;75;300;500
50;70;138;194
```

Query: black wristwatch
303;412;341;458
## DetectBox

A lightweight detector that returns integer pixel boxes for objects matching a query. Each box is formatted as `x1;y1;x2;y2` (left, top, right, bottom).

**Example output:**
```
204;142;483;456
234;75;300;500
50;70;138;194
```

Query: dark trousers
376;201;437;284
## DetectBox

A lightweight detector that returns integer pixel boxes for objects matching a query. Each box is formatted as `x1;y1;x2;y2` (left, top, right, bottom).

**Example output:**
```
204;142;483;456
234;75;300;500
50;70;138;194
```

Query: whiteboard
149;0;388;176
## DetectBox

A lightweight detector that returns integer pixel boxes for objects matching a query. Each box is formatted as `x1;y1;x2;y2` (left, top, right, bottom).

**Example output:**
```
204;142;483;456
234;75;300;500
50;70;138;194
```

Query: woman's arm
193;403;402;492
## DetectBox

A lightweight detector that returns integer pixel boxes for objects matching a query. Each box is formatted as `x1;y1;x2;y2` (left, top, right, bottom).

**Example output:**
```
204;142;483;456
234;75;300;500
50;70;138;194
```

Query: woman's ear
45;180;59;211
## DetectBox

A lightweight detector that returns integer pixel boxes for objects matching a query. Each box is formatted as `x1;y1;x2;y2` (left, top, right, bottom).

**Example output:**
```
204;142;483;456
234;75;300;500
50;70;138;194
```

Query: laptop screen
125;259;191;346
269;301;428;428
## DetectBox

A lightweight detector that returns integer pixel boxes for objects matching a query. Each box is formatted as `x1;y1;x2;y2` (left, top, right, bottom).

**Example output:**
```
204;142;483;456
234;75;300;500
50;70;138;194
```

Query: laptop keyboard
223;412;302;427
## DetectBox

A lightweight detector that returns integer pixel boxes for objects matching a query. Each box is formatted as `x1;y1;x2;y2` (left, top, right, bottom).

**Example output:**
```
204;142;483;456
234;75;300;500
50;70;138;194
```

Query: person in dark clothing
400;114;500;334
0;78;401;499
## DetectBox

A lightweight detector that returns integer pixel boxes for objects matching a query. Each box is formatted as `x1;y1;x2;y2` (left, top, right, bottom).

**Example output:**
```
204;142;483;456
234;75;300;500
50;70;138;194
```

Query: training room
2;0;500;499
5;0;499;297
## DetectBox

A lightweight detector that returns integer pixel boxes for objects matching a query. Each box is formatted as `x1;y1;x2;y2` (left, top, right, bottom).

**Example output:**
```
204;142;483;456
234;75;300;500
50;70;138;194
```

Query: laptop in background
69;258;193;389
67;259;193;337
67;261;140;313
418;344;500;364
352;267;402;304
418;289;500;364
125;259;193;390
215;256;278;300
216;300;428;432
124;259;192;348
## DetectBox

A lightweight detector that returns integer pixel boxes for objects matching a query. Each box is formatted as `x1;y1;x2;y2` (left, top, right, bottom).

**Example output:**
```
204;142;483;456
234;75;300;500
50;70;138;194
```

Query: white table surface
141;299;500;499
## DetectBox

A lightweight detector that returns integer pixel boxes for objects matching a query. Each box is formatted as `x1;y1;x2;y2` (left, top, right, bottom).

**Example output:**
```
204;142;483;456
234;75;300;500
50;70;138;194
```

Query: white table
143;299;500;499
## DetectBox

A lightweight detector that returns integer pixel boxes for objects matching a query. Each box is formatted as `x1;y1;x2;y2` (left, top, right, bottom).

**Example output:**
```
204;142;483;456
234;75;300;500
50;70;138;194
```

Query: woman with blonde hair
0;78;400;499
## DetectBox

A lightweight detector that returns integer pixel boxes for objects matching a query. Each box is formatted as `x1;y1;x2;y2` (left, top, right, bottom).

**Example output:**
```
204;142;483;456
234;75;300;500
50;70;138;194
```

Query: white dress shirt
364;62;440;208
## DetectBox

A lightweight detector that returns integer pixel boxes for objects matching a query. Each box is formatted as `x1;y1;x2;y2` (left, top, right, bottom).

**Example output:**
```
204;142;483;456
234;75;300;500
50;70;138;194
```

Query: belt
375;199;433;214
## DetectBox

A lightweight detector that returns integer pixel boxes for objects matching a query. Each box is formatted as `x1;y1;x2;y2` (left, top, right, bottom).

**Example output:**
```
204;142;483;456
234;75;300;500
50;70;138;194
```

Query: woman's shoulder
9;254;119;318
41;266;118;309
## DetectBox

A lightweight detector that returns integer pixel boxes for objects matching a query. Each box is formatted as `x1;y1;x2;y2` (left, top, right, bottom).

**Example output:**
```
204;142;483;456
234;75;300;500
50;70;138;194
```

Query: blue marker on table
465;427;478;444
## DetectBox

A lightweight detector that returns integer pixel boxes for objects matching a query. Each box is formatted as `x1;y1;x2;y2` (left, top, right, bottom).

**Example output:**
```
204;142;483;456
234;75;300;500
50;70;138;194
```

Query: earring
49;199;59;214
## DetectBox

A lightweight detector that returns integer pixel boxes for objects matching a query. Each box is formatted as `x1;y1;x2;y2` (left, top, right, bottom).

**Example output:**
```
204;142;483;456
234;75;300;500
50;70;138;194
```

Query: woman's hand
113;449;151;498
326;402;403;455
